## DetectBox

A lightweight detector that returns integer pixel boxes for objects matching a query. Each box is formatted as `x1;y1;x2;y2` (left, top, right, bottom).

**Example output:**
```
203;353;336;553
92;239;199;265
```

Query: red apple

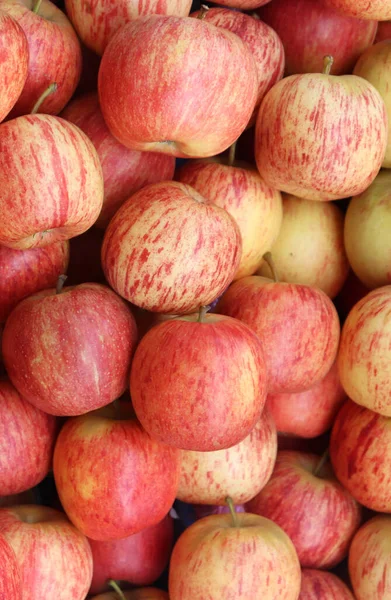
0;532;21;600
101;181;242;314
61;92;176;228
247;450;362;568
91;590;169;600
66;227;106;286
376;20;391;42
255;64;388;201
330;399;391;512
202;0;272;9
0;0;82;117
98;16;258;158
169;509;301;599
176;159;282;279
349;515;391;599
130;313;268;451
257;0;377;76
267;360;346;438
217;276;340;394
2;282;138;416
299;569;355;599
0;240;69;322
53;413;179;540
333;269;369;323
0;115;104;250
0;11;28;123
324;0;391;20
88;514;174;594
0;505;93;599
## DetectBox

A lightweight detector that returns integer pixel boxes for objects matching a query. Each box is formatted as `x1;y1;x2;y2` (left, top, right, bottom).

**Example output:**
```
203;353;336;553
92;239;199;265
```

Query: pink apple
101;181;242;314
176;159;282;279
330;399;391;512
88;514;174;594
66;227;106;286
247;450;362;568
0;240;69;322
98;16;258;158
257;0;377;75
0;0;82;117
2;282;138;416
53;413;179;541
333;269;369;323
0;11;28;123
202;0;272;9
217;276;340;394
0;532;21;600
0;505;93;600
324;0;391;20
91;590;169;600
255;66;387;201
267;360;346;438
299;569;354;599
61;92;175;228
0;115;104;250
376;20;391;42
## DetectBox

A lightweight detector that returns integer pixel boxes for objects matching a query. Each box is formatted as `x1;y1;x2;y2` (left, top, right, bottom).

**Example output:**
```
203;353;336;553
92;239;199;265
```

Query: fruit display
1;0;391;597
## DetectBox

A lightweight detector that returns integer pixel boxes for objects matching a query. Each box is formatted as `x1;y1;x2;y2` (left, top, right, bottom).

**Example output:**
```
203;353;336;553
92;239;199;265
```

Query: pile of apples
1;0;391;597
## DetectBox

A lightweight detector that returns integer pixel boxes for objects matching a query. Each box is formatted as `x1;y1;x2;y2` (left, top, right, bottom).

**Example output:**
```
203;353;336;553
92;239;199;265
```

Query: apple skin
130;313;268;451
267;360;346;439
376;20;391;42
101;181;242;314
299;569;354;599
255;71;388;201
201;0;272;9
0;11;28;124
88;514;174;594
257;194;349;298
2;283;138;416
246;450;362;569
257;0;377;76
330;399;391;512
337;286;391;416
0;115;104;250
0;0;82;117
91;590;169;600
176;159;283;280
169;511;301;600
0;505;93;600
0;240;69;322
0;532;21;600
98;16;258;158
61;92;176;228
349;515;391;599
216;276;340;394
177;407;277;505
324;0;391;20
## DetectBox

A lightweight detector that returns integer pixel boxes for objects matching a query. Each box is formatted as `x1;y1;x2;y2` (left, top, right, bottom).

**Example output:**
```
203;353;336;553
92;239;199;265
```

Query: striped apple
0;533;20;600
0;11;28;123
299;569;354;599
324;0;391;20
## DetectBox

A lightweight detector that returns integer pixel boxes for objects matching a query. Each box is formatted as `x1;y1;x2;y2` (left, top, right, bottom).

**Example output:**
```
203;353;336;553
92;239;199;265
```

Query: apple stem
226;496;239;527
198;305;209;323
313;448;330;478
108;580;126;600
31;82;58;114
228;140;237;167
251;11;260;19
198;4;209;18
56;274;67;295
322;55;334;75
262;252;279;283
32;0;43;14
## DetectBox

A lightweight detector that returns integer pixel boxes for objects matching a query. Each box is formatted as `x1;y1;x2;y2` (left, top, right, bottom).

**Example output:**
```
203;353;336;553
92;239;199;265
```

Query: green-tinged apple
324;0;391;20
247;450;362;568
2;283;138;416
255;57;387;201
0;11;28;123
176;159;282;279
98;16;258;158
299;569;355;599
217;276;340;394
0;532;21;600
0;115;104;250
91;589;169;600
130;312;268;451
0;505;93;600
376;20;391;41
101;181;242;314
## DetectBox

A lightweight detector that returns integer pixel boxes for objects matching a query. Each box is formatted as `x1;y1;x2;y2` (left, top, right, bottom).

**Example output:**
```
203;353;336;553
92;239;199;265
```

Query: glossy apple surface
0;11;28;123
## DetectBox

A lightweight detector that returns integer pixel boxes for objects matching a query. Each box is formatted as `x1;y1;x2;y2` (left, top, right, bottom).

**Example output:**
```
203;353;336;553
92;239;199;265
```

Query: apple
53;412;179;541
216;276;340;394
247;450;362;569
130;312;268;451
101;181;242;314
177;407;277;504
333;269;369;323
324;0;391;20
98;16;258;158
0;505;93;599
330;399;391;512
257;0;377;76
175;159;283;279
0;240;69;322
169;506;301;599
267;360;346;438
0;11;28;123
299;569;355;599
257;194;349;298
337;286;391;416
88;514;174;594
2;282;138;416
202;0;272;9
0;0;82;117
255;60;388;201
91;589;169;600
0;115;104;250
0;532;21;600
61;92;176;228
376;20;391;42
349;515;391;599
